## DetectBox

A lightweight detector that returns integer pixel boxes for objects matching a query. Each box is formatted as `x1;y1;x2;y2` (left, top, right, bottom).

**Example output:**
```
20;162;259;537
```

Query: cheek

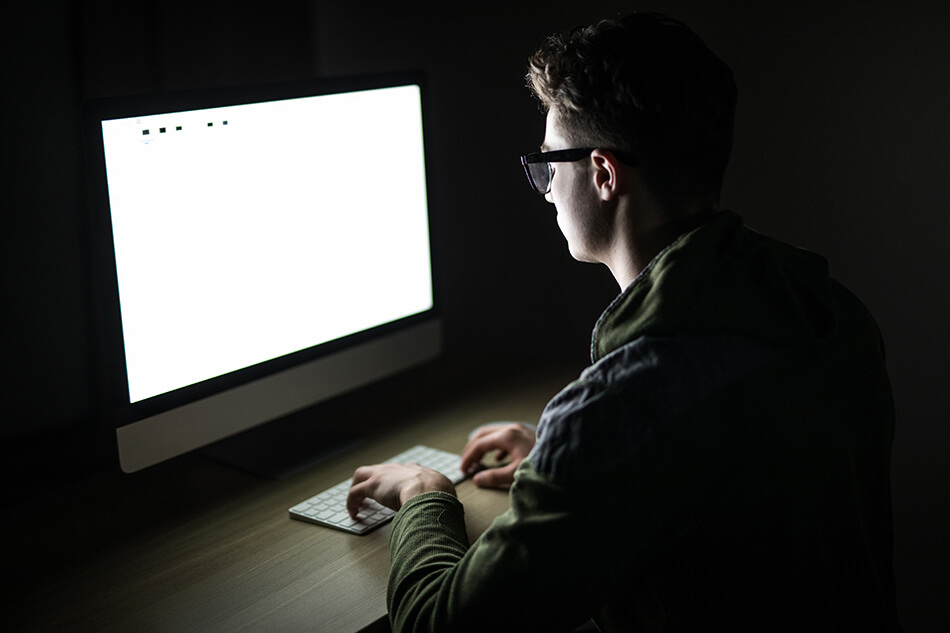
549;166;577;210
550;169;605;262
551;189;587;254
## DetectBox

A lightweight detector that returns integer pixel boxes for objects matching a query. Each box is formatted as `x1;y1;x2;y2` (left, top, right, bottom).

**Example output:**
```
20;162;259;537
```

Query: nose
544;190;554;204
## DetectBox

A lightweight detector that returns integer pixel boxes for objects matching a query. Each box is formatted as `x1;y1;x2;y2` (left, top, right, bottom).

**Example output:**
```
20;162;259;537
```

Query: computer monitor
82;73;441;475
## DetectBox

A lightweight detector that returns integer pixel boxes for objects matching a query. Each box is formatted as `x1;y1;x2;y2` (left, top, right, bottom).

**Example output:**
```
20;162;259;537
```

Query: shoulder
531;334;777;483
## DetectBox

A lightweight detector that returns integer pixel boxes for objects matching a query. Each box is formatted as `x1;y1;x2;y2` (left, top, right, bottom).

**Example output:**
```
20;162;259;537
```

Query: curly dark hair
527;13;737;207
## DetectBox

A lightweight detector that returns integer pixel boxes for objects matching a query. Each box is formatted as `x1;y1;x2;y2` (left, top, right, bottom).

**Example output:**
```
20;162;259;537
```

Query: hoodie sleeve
387;458;638;633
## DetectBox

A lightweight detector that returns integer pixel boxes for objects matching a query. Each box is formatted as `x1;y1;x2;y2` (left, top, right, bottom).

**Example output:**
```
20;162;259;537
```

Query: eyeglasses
520;148;638;195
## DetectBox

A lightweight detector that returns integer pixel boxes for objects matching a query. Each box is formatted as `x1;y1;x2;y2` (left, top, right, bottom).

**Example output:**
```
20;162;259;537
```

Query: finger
351;464;376;485
472;462;518;489
460;434;502;473
346;465;378;518
346;481;370;519
460;436;486;472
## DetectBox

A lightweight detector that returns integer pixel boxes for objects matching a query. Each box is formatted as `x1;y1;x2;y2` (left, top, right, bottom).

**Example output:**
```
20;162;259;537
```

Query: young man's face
542;110;609;264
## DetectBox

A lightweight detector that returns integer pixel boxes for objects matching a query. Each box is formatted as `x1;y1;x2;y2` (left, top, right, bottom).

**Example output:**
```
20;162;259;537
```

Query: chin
566;245;595;264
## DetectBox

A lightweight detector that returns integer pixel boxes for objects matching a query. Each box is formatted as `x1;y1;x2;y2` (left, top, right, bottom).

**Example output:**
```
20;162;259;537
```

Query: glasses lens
526;162;551;194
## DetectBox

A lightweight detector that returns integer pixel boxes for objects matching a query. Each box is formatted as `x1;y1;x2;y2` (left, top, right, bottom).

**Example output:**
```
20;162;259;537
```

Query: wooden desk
6;363;576;632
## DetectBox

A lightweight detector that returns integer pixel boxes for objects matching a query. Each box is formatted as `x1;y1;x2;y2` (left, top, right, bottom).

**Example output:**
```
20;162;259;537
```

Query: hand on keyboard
346;462;456;519
289;445;467;535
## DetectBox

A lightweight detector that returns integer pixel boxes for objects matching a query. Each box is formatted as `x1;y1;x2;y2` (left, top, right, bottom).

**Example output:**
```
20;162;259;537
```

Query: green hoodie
387;211;898;632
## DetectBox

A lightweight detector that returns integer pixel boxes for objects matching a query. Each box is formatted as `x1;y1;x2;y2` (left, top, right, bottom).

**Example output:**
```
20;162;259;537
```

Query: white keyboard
289;445;467;535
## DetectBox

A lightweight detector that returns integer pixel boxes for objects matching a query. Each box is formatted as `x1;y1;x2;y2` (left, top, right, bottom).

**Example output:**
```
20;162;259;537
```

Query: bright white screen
100;85;433;403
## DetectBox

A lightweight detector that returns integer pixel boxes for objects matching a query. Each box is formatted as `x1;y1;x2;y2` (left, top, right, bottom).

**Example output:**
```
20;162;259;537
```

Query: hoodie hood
592;211;837;362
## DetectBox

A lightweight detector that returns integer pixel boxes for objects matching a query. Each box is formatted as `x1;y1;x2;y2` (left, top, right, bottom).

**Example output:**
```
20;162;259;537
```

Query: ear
590;149;623;202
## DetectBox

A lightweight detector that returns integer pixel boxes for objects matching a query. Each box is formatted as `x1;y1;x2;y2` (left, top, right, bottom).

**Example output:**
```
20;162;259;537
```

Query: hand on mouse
460;422;537;489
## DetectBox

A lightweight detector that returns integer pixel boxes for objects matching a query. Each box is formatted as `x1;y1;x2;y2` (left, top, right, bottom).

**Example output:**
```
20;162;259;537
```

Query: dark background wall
2;1;946;629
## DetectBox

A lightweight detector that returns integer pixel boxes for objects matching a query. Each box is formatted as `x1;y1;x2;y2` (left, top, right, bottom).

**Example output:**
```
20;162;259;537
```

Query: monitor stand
200;408;363;479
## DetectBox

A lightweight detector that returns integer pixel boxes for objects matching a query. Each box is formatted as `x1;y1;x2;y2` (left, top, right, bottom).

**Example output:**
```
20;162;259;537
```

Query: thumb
472;463;517;489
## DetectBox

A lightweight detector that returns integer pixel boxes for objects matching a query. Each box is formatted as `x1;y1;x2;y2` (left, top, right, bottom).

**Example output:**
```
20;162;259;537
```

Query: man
347;13;899;632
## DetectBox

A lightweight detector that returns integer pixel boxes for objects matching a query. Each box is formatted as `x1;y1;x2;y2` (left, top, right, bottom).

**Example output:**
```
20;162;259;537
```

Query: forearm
384;465;620;632
387;491;470;632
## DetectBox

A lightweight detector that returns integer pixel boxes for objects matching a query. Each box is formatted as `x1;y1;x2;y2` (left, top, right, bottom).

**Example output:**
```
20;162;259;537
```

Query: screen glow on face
100;85;433;403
